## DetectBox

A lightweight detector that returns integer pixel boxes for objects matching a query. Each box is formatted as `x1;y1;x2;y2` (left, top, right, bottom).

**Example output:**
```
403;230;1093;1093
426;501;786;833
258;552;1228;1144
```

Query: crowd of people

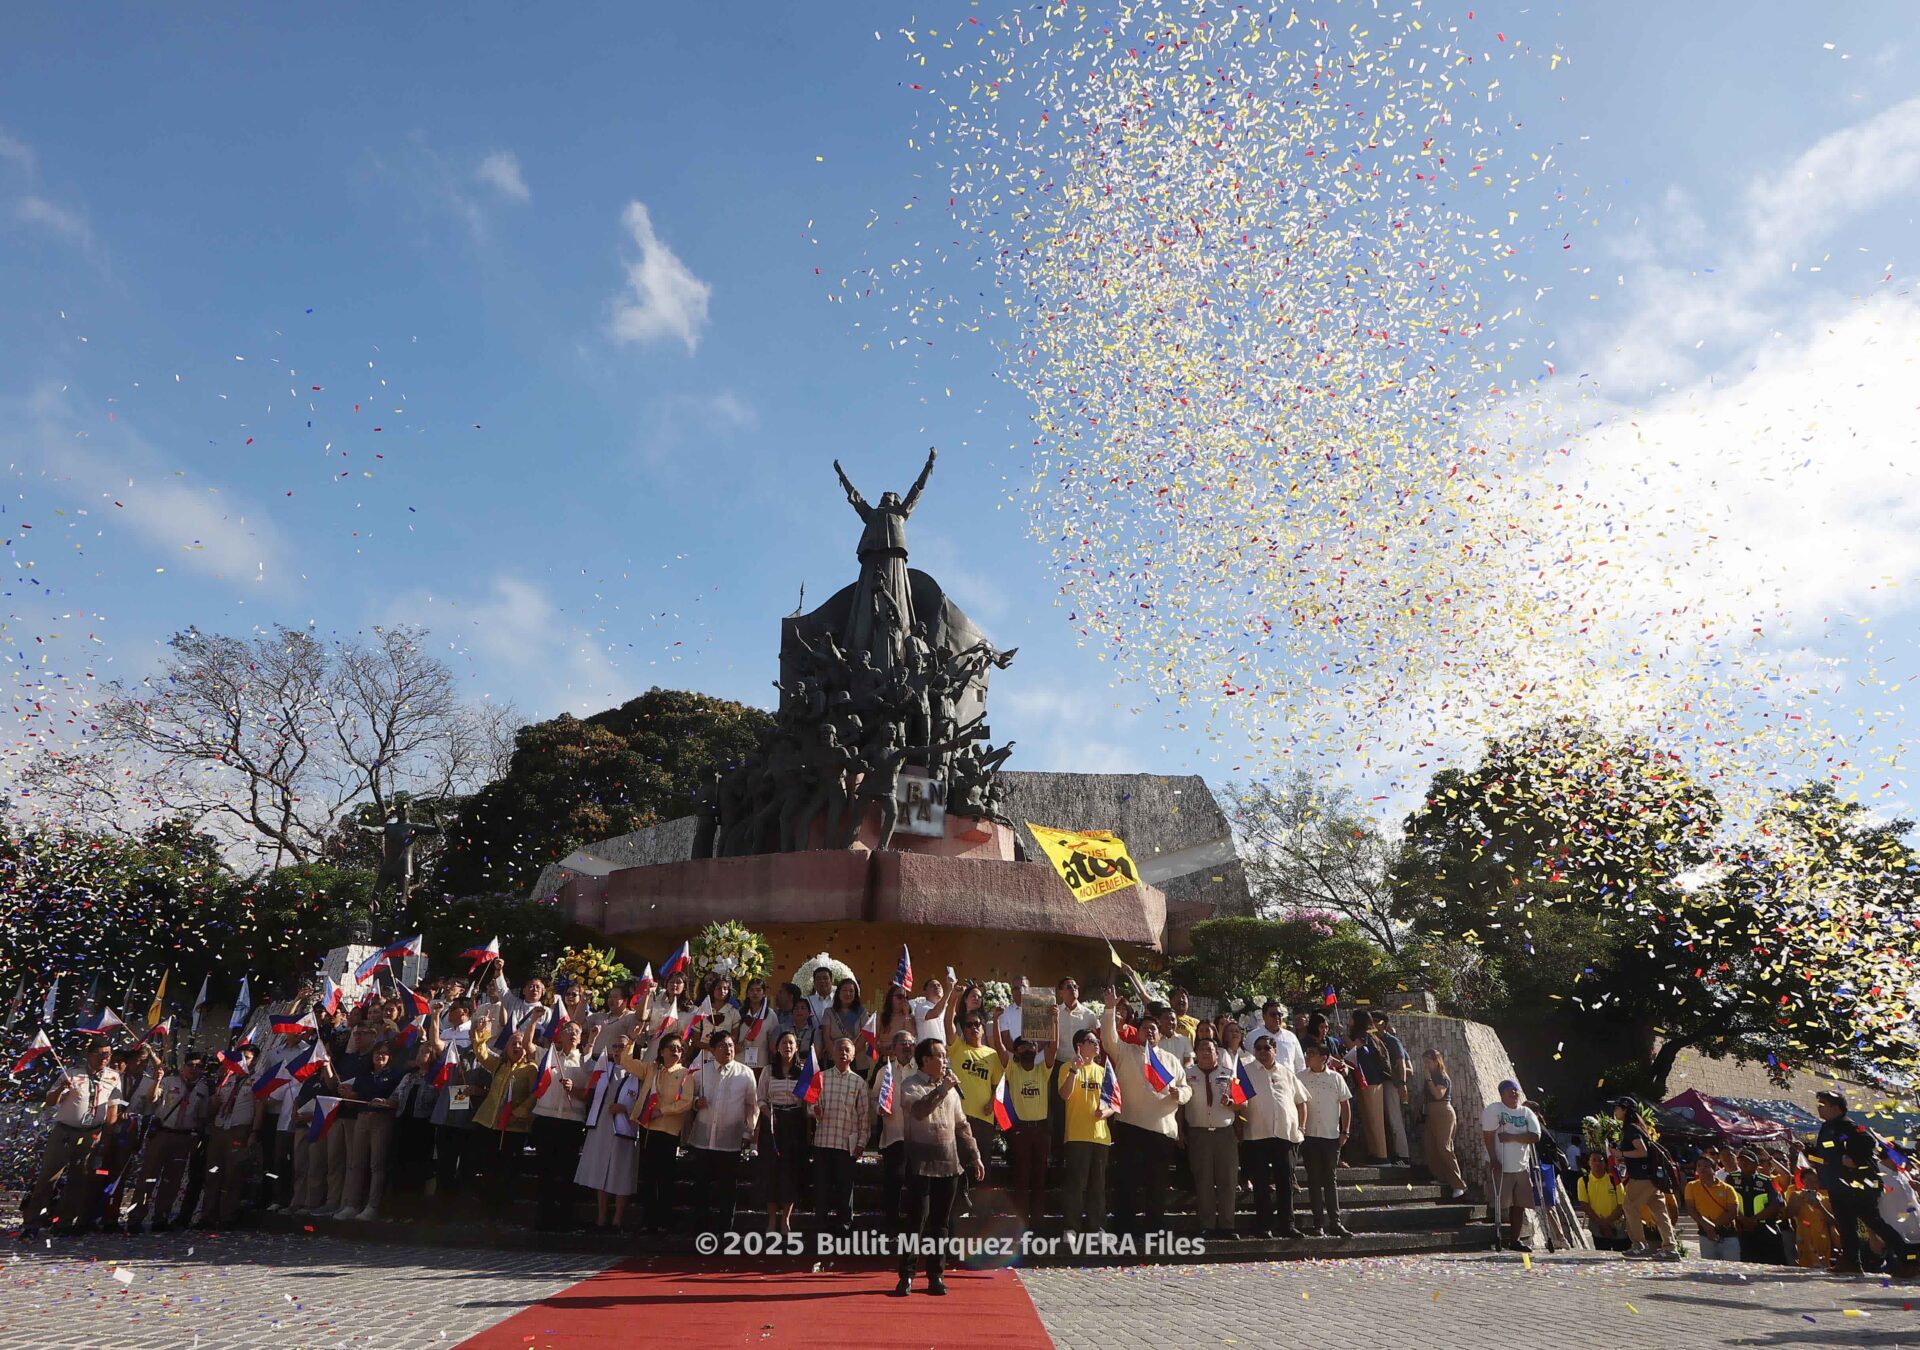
1569;1092;1918;1276
12;950;1914;1290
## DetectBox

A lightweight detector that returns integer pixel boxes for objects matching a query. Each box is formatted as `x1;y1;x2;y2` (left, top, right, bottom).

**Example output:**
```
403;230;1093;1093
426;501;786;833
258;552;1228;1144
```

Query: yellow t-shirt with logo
1003;1061;1050;1124
1576;1171;1624;1219
952;1043;1004;1123
1685;1177;1738;1232
1056;1059;1113;1146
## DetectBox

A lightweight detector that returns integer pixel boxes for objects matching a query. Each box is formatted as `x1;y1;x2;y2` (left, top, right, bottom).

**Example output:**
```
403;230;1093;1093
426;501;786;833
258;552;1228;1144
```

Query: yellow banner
1027;824;1140;902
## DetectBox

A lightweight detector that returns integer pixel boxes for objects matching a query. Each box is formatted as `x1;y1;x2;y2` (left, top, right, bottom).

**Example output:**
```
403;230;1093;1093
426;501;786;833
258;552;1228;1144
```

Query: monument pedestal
322;944;428;1002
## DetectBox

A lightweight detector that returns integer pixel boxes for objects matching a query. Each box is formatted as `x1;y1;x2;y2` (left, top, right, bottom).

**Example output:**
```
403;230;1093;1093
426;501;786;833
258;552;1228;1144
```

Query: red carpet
455;1257;1054;1350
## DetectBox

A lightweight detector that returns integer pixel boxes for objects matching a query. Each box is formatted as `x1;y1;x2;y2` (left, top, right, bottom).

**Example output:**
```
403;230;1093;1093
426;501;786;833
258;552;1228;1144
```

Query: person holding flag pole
870;1030;917;1232
1182;1036;1244;1242
629;1029;693;1235
20;1038;124;1237
1238;1033;1312;1240
1099;983;1190;1244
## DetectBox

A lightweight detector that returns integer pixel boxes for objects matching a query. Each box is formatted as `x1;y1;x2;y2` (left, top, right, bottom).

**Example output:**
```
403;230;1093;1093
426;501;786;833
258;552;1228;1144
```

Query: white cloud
1584;95;1920;394
3;385;290;594
475;150;530;203
609;200;711;353
15;195;93;250
381;575;628;716
0;127;32;172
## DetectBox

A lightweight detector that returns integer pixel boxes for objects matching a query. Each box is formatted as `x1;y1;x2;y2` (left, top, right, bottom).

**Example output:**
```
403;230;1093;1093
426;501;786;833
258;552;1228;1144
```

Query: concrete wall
1388;1011;1522;1194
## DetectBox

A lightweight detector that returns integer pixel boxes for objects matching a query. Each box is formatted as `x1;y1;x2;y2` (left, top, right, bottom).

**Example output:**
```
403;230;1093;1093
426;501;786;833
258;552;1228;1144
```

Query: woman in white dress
573;1032;644;1229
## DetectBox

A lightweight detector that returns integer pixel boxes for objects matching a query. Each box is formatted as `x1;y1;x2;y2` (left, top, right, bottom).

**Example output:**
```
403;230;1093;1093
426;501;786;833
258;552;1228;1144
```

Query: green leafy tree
1176;914;1401;1009
1222;773;1404;952
436;688;773;897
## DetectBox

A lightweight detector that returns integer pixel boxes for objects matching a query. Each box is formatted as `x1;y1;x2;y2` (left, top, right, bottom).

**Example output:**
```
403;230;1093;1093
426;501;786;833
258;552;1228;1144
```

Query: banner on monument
1026;824;1139;902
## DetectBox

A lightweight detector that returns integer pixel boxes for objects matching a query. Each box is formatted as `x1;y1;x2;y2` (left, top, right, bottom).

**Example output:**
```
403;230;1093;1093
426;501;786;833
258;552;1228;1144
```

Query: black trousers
898;1173;960;1278
530;1116;584;1229
1007;1120;1050;1227
814;1147;856;1233
1110;1120;1170;1237
434;1124;467;1196
640;1130;680;1228
879;1141;906;1231
690;1146;741;1233
1244;1136;1297;1232
1833;1185;1907;1268
1301;1136;1341;1225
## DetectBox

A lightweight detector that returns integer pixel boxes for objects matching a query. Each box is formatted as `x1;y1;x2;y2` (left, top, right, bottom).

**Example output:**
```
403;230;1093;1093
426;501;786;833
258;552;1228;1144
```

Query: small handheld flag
658;942;690;980
459;936;500;972
291;1038;331;1081
637;1079;661;1126
633;963;656;1000
355;935;423;984
9;1030;54;1076
992;1074;1016;1130
215;1047;248;1079
1099;1064;1122;1113
1142;1044;1178;1094
793;1043;822;1105
876;1060;896;1115
229;976;253;1031
431;1043;458;1090
1232;1058;1257;1108
191;973;210;1033
307;1095;344;1142
860;1012;879;1060
394;980;431;1022
131;1016;174;1053
320;973;345;1016
893;944;914;992
270;1009;317;1037
533;1045;558;1100
1322;985;1337;1008
252;1059;293;1101
74;1005;125;1036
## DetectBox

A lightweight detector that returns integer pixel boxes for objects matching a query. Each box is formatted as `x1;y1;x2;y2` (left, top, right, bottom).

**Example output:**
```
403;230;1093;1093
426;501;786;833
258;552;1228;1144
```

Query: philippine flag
355;936;423;984
9;1030;53;1076
320;973;345;1017
685;999;712;1041
860;1012;879;1060
1142;1044;1178;1094
893;944;914;993
1231;1058;1257;1108
876;1060;896;1115
271;1009;317;1036
1099;1064;1123;1113
633;963;656;1000
1322;985;1338;1008
533;1045;558;1100
637;1080;661;1126
291;1038;331;1081
74;1005;125;1036
432;1043;459;1090
215;1047;249;1079
991;1074;1016;1130
252;1059;293;1101
393;980;431;1022
658;942;691;981
459;936;500;972
307;1095;344;1142
793;1044;823;1105
535;998;572;1046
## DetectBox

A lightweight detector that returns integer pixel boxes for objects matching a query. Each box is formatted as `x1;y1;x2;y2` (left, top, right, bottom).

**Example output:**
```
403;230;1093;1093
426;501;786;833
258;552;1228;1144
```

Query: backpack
1646;1136;1681;1193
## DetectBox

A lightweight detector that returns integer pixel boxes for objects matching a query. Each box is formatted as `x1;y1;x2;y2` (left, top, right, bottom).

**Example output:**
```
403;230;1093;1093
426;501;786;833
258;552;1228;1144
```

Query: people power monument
553;452;1188;1006
694;448;1018;858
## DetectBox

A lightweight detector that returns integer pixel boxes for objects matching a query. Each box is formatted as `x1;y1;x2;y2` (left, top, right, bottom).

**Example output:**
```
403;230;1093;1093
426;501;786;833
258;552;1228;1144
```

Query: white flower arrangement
794;951;855;991
979;980;1014;1013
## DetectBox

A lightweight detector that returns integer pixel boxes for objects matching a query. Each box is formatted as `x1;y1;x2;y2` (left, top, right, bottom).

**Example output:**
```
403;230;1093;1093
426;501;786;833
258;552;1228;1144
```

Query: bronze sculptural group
692;450;1018;859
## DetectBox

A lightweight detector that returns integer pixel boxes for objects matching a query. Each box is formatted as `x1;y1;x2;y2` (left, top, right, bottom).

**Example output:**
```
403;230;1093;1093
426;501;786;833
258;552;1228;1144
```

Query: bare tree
1220;772;1404;954
22;625;517;865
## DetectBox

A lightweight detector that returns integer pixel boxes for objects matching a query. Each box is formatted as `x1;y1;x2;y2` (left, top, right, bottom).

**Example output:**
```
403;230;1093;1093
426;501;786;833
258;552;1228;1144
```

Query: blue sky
3;2;1918;825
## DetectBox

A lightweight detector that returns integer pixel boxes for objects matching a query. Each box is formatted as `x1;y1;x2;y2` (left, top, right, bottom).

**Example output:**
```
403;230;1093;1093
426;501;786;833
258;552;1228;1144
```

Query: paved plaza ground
0;1231;1914;1348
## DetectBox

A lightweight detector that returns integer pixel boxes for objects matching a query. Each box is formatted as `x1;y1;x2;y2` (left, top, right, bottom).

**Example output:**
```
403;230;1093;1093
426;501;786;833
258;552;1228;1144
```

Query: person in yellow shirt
950;1012;1005;1215
1576;1151;1628;1249
629;1031;693;1235
1055;1028;1115;1235
1686;1155;1741;1260
1784;1164;1838;1270
469;1016;538;1195
1001;1036;1053;1229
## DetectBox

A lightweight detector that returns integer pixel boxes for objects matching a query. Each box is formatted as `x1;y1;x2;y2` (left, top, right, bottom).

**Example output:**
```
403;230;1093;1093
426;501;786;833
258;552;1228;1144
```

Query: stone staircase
260;1149;1496;1265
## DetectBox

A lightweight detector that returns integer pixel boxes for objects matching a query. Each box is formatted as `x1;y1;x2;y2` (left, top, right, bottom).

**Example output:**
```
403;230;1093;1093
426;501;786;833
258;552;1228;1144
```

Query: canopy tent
1661;1089;1792;1144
